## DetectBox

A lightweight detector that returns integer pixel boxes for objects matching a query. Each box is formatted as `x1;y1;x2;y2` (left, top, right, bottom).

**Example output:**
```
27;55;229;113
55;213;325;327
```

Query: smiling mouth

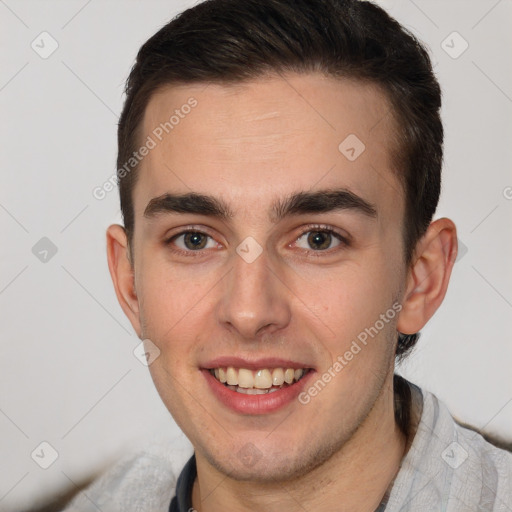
208;366;311;395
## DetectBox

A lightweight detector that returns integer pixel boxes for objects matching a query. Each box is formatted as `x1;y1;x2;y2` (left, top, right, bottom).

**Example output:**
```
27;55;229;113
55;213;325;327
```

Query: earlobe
397;218;458;335
106;224;142;337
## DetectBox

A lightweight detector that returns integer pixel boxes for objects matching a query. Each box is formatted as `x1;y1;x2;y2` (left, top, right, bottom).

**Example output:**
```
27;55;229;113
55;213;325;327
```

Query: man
64;0;512;510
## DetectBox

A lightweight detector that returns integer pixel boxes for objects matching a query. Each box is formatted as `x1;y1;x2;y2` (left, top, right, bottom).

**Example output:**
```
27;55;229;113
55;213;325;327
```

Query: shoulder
446;397;512;509
421;387;512;473
61;435;192;512
387;381;512;511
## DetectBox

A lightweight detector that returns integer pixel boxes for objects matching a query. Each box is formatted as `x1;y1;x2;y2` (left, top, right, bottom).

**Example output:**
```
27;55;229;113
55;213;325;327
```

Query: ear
396;218;458;335
106;224;142;338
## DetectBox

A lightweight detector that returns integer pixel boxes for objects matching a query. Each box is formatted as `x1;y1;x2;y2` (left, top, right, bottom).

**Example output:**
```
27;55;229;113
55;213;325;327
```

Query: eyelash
164;224;351;257
294;224;351;258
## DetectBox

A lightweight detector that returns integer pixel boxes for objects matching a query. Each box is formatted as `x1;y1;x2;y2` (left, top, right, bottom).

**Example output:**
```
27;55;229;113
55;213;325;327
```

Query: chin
200;434;345;484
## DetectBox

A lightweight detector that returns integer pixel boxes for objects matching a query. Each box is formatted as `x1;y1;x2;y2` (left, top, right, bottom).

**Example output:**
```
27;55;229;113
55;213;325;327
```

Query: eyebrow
143;188;377;222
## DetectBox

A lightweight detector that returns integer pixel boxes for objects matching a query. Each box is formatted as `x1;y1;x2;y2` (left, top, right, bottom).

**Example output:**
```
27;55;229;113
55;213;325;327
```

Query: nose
215;245;291;341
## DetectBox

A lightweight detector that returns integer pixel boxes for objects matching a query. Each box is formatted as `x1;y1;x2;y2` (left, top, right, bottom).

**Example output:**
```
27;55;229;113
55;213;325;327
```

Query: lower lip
202;369;315;415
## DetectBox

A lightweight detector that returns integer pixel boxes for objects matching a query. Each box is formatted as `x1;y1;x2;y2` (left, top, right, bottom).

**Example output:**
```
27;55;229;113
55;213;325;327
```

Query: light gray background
1;0;511;510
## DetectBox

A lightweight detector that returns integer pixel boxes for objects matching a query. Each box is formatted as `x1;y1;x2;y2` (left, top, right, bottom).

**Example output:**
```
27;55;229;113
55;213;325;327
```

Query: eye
167;230;218;252
293;226;349;252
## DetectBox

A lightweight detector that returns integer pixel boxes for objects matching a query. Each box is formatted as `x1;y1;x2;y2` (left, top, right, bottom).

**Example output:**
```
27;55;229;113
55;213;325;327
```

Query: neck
192;374;407;512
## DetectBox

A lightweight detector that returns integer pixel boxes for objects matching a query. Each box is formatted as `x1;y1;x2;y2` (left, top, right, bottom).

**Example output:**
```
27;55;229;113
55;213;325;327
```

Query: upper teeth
212;367;306;389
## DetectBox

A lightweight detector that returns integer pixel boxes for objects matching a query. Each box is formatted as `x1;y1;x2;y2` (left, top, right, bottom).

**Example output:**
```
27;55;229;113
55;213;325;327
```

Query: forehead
135;73;402;223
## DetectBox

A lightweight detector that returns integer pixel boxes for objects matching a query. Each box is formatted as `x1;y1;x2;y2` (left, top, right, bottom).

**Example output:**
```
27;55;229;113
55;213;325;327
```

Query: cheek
139;272;205;415
302;262;398;334
136;258;212;336
296;259;400;389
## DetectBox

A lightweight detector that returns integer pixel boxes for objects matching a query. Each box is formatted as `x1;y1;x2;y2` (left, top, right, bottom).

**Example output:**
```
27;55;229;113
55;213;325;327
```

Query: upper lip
202;356;314;371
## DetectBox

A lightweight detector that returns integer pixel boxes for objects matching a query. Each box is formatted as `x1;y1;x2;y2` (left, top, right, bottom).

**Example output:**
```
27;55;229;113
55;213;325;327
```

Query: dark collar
169;454;196;512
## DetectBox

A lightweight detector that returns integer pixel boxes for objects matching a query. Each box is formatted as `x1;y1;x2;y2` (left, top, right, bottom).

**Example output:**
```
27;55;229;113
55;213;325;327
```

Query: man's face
130;73;407;481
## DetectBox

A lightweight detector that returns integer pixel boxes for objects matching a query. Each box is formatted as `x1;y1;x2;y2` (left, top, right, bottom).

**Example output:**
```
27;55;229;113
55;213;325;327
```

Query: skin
107;73;457;511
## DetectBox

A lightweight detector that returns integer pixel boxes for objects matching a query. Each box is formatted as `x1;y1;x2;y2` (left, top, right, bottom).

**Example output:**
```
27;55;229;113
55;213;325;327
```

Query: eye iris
184;232;207;250
308;231;331;250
